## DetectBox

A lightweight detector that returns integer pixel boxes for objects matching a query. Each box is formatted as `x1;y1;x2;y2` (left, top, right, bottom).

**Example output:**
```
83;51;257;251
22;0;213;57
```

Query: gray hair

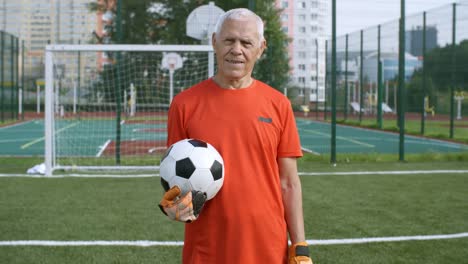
214;8;265;44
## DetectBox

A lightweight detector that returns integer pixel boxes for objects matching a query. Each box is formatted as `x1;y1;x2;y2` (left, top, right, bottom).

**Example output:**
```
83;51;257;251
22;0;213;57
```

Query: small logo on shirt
258;117;272;123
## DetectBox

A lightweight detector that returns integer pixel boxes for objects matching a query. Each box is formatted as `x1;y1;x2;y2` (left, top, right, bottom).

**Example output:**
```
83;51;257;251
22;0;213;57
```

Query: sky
336;0;458;35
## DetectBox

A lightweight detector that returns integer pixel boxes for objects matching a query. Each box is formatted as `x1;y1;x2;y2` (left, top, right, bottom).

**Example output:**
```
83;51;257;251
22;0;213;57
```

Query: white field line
1;170;468;178
0;120;35;130
96;139;111;157
1;232;467;247
298;170;468;176
20;122;79;149
301;146;321;155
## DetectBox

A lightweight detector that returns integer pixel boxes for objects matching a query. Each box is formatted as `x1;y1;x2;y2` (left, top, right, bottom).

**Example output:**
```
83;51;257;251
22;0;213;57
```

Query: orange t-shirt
167;78;303;264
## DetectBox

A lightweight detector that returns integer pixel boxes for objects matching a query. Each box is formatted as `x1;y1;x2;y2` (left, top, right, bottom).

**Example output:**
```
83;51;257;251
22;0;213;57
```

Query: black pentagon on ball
188;139;207;148
176;157;196;179
160;177;170;191
210;160;223;180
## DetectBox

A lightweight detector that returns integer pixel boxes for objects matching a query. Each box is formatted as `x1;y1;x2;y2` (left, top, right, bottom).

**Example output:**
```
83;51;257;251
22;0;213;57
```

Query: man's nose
230;41;242;55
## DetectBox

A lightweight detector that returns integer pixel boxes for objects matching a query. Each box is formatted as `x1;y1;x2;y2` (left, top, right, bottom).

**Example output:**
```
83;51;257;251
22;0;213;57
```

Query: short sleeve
277;99;303;158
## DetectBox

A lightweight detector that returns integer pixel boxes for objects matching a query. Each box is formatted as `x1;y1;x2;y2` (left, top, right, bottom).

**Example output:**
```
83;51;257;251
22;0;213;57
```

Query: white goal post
44;44;214;176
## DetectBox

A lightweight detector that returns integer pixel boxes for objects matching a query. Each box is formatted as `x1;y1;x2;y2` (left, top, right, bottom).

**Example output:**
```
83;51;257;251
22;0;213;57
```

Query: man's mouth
226;59;244;64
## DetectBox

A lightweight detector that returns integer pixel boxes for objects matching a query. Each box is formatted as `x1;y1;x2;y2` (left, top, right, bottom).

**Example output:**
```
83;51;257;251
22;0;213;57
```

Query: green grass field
340;117;468;144
1;113;467;263
1;155;468;264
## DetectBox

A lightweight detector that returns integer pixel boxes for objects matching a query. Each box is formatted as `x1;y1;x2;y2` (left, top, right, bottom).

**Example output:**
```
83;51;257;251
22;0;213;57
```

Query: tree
423;39;468;91
251;0;290;91
404;40;468;114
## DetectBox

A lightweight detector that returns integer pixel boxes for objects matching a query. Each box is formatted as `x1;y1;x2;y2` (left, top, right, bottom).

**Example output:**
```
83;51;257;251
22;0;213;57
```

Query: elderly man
159;8;313;264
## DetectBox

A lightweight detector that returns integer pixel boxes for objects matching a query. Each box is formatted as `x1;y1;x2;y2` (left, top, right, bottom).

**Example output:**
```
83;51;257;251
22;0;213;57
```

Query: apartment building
276;0;329;102
0;0;97;80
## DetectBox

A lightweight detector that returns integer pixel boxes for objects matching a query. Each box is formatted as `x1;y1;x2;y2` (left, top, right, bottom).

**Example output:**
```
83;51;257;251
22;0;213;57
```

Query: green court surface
296;119;468;155
0;119;167;156
0;118;467;157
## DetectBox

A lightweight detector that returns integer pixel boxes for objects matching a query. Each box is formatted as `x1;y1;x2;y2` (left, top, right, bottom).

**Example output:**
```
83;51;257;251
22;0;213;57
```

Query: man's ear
212;33;216;47
257;39;267;59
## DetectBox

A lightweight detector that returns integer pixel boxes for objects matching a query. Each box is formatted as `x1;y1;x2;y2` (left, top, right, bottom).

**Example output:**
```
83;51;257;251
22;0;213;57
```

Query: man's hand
289;242;313;264
158;186;207;223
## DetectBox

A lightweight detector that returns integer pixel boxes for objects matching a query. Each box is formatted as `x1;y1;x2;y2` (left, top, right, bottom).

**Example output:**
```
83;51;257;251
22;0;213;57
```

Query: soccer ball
159;139;224;200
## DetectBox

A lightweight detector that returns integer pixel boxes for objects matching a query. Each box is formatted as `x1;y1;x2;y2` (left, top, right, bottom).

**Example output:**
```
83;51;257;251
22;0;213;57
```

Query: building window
282;1;288;8
281;14;288;21
299;26;306;33
311;1;318;8
300;2;306;8
298;64;306;70
299;14;306;21
298;39;306;46
298;52;307;58
282;26;288;33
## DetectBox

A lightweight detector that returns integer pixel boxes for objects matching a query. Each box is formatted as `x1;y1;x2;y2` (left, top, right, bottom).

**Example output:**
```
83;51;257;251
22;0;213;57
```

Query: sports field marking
20;122;79;149
301;146;321;155
1;232;467;247
1;170;467;178
0;138;38;144
298;170;468;176
0;120;35;130
301;128;375;148
96;139;111;157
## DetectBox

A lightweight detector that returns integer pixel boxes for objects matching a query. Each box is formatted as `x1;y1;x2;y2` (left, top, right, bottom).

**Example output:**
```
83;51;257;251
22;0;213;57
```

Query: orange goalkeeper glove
158;186;207;223
289;242;313;264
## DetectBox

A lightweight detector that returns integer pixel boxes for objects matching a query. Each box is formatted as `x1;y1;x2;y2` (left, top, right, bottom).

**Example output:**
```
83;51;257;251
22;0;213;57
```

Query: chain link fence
0;31;19;123
322;1;468;146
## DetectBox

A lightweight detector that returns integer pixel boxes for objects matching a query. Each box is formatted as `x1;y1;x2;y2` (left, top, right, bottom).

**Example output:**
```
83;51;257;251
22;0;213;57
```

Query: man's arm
278;157;306;244
279;157;313;263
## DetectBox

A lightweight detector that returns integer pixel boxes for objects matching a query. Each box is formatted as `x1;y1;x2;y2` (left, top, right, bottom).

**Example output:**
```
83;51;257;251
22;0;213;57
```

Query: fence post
359;30;364;123
421;12;427;135
377;25;383;129
1;31;4;123
449;3;457;139
398;1;406;161
344;34;348;121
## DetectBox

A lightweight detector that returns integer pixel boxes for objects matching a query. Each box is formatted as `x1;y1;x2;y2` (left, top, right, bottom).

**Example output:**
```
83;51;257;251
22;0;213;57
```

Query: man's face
212;16;266;82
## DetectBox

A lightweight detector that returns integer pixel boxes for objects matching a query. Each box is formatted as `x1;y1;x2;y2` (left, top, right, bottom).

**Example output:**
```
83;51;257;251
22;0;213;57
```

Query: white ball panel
190;147;215;169
189;168;214;194
170;176;192;194
159;156;176;182
169;140;195;160
207;144;224;165
205;178;223;200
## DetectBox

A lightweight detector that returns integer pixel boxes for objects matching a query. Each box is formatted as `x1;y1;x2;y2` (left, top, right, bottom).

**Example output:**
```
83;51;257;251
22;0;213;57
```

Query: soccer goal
44;44;214;176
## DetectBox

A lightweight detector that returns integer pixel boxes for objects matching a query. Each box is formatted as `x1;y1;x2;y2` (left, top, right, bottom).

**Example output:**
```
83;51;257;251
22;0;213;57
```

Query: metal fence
0;31;20;123
322;1;468;144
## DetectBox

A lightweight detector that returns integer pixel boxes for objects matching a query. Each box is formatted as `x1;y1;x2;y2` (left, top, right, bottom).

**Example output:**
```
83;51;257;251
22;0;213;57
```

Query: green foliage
250;1;291;91
424;40;468;90
406;40;468;112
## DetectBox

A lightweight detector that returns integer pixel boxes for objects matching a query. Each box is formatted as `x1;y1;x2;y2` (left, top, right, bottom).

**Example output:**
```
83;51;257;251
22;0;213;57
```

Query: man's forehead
219;18;258;36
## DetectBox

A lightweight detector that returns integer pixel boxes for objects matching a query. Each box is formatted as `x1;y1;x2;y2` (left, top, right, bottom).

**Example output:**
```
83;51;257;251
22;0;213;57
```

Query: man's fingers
163;186;181;201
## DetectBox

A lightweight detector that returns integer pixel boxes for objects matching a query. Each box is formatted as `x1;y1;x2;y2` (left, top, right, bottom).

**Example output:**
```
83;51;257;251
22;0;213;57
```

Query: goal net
44;44;214;176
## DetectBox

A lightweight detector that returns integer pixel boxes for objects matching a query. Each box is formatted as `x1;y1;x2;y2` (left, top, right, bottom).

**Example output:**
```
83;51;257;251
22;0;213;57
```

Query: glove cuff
290;242;310;257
